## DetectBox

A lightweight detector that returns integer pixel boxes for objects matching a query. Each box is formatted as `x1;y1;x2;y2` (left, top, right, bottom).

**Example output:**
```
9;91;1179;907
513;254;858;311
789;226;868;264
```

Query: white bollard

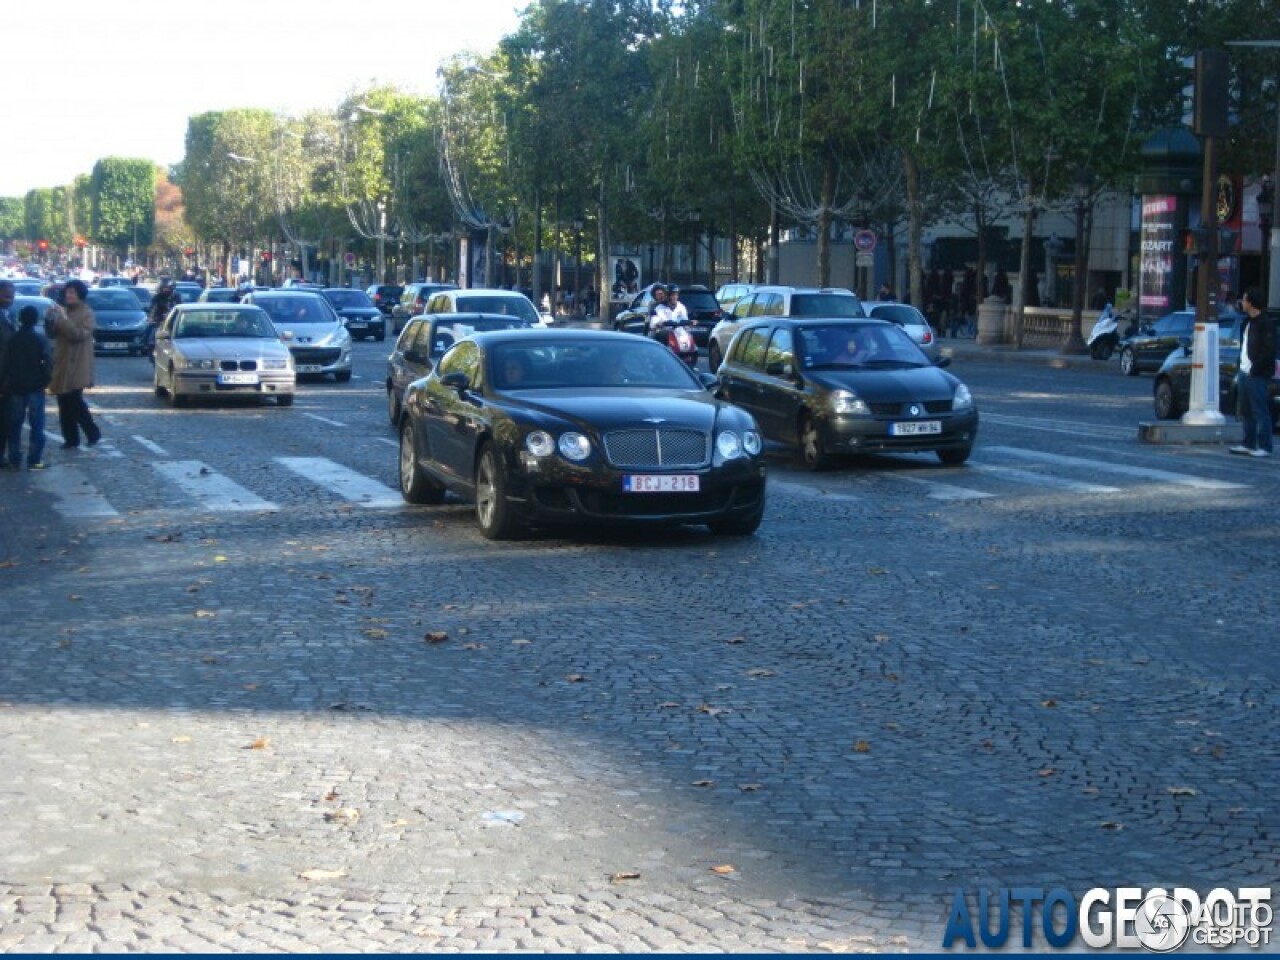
1181;321;1226;425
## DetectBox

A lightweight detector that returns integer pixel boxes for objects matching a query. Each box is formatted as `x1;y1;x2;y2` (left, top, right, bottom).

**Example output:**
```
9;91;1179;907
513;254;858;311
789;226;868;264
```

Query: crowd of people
0;279;102;471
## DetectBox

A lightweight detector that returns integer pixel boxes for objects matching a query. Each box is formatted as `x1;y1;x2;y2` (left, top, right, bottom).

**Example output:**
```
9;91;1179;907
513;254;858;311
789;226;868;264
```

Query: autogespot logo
942;887;1273;951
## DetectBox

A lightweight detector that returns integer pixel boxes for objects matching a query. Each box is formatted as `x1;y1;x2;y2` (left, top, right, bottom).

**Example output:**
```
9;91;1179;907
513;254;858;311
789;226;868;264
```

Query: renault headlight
716;431;743;460
525;430;555;457
558;432;592;461
953;383;974;410
830;389;869;415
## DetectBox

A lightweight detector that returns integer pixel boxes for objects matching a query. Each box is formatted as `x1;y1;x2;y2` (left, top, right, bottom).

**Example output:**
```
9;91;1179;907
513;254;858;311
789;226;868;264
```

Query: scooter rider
648;283;675;341
145;279;181;355
668;285;689;325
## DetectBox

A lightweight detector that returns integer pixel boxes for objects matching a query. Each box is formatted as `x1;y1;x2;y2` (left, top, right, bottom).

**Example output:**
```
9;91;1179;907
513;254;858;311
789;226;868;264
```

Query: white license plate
623;474;701;493
100;341;128;350
217;373;259;385
347;322;366;328
890;420;942;436
296;364;323;373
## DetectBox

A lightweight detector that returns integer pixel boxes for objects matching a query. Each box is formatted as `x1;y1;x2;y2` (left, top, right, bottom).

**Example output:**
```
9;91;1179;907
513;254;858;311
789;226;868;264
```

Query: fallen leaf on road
324;807;360;824
362;628;388;639
746;668;775;678
462;643;485;650
609;872;641;884
710;864;736;875
171;735;192;744
691;780;714;787
697;703;727;717
852;740;871;753
386;819;409;828
424;631;449;644
866;567;888;575
1166;786;1198;797
657;701;682;709
185;585;200;593
565;673;586;683
298;868;346;881
194;609;216;619
247;737;270;750
737;783;763;792
0;561;18;569
68;594;82;601
512;638;532;645
323;789;339;801
214;555;228;563
1100;821;1123;831
1040;699;1058;708
725;635;745;645
1038;768;1057;777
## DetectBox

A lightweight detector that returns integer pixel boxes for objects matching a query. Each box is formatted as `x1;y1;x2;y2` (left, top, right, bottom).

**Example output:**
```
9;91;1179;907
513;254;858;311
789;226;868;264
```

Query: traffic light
1193;50;1230;138
37;239;48;252
261;251;272;262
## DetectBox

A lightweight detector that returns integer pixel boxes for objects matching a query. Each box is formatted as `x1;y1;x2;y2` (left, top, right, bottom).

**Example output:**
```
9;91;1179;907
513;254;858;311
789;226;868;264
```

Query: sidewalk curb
940;340;1102;370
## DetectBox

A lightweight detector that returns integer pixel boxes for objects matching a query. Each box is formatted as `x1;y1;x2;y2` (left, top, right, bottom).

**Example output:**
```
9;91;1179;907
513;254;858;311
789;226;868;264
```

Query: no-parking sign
853;230;877;252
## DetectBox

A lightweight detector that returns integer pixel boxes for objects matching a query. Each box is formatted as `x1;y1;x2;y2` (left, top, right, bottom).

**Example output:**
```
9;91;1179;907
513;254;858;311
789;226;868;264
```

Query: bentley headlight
742;430;762;456
953;383;974;410
558;432;592;461
525;431;555;457
716;431;743;460
830;389;869;415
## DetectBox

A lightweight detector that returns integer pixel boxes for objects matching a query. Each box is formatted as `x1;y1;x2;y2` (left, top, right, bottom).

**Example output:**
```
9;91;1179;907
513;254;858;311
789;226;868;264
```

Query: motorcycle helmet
668;285;680;295
652;283;667;295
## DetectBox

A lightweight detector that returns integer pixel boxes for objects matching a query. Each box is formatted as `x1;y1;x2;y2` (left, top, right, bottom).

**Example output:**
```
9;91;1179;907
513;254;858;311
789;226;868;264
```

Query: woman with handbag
46;279;102;450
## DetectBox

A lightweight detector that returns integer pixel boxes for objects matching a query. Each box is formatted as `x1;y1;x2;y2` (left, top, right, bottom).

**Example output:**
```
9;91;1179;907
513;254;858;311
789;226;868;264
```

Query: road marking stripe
151;461;279;512
302;412;348;427
984;446;1246;489
889;473;994;500
980;412;1132;439
770;479;862;502
969;463;1121;493
132;435;168;456
275;457;402;508
375;437;398;448
29;466;119;518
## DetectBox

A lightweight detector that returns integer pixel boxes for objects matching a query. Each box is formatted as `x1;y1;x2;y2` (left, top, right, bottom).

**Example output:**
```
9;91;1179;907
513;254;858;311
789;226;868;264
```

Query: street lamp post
1259;175;1274;289
572;218;583;316
1062;169;1093;354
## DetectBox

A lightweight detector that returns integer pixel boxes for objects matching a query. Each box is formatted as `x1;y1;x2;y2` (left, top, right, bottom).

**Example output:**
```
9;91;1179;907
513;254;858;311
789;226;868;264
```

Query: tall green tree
0;197;23;241
91;157;156;252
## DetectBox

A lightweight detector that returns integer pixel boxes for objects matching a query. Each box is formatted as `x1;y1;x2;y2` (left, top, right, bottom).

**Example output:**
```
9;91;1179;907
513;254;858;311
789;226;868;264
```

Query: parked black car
391;282;458;335
386;312;536;424
321;288;386;341
87;287;150;355
613;283;726;348
1152;311;1280;421
1119;308;1243;376
398;330;767;539
716;317;978;469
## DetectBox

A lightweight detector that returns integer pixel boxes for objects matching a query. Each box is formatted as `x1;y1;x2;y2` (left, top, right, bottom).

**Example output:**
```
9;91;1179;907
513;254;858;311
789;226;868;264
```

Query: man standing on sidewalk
1229;287;1275;458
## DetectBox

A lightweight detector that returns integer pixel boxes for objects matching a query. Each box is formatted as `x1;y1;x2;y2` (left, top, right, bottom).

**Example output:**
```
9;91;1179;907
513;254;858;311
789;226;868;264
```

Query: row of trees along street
2;0;1276;308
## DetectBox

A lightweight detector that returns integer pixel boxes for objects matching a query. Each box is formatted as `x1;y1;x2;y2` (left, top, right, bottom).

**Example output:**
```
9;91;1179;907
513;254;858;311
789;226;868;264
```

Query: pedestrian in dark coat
46;280;101;449
1229;287;1276;458
1;305;52;469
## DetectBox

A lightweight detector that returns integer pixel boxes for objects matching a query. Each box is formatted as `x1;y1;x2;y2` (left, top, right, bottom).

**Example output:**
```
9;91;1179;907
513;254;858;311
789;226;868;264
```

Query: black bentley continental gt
397;330;768;539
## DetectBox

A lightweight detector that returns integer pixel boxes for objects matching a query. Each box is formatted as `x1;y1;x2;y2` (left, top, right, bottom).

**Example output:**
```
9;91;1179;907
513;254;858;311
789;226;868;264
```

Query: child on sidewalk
1;306;53;469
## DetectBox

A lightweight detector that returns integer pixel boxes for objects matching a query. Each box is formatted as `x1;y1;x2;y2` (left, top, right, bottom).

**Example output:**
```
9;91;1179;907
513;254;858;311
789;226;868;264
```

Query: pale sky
2;0;526;197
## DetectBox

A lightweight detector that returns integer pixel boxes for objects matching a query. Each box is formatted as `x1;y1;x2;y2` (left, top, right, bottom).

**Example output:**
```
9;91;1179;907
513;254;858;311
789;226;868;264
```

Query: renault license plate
217;372;259;385
297;364;323;373
100;341;127;350
623;475;700;493
890;420;941;436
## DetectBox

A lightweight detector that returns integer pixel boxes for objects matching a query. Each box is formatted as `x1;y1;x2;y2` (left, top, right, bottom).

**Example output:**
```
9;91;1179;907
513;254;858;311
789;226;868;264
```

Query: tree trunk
729;199;739;283
767;183;780;283
596;179;608;325
1016;187;1037;350
532;184;543;307
974;202;988;313
816;152;836;287
904;153;923;310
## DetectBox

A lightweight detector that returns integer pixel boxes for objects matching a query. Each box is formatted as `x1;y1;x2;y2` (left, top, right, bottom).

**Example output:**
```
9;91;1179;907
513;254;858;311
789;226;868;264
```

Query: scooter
1086;305;1134;361
653;318;699;367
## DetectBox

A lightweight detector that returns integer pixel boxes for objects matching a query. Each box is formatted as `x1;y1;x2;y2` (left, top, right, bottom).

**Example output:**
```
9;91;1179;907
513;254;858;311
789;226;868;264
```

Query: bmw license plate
890;420;941;436
217;372;259;385
296;364;323;373
623;474;700;493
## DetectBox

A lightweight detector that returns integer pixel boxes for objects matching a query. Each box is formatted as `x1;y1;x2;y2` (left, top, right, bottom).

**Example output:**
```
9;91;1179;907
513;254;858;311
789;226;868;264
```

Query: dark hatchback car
365;284;404;317
716;317;978;469
127;285;154;310
1152;311;1280;421
198;287;241;304
322;288;386;341
397;330;767;539
86;287;150;355
386;312;536;424
1119;309;1243;376
613;283;726;348
391;282;459;335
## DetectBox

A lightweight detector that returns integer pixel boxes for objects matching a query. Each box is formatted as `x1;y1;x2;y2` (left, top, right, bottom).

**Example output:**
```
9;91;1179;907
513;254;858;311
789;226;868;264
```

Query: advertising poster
609;255;641;303
1138;195;1177;323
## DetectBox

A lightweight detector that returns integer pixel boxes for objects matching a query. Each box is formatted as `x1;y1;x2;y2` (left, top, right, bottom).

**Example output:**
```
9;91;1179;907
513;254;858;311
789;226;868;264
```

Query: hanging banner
1138;195;1178;323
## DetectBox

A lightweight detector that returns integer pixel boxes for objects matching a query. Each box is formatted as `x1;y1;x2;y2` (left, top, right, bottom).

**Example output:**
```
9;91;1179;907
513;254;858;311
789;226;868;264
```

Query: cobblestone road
0;344;1276;952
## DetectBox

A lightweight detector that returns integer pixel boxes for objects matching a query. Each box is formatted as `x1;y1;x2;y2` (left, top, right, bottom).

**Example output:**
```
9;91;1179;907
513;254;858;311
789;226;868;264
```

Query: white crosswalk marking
770;479;862;502
302;412;348;428
275;457;402;508
29;465;119;518
969;462;1121;494
983;446;1246;490
151;461;279;512
132;435;168;456
889;473;994;501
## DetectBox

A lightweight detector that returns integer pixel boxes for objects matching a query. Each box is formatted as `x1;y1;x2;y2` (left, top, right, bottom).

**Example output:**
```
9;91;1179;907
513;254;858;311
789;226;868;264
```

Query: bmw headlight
743;430;762;456
525;430;555;457
558;432;592;461
953;383;974;410
716;431;743;460
262;358;289;370
830;389;869;415
182;358;216;370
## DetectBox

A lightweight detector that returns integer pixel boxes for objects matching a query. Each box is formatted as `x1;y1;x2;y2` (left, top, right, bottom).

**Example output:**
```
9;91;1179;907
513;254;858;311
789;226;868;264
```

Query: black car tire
387;385;401;426
1119;347;1138;376
154;380;166;398
798;412;830;471
335;370;353;383
475;444;522;540
375;329;386;342
936;445;972;466
1154;378;1183;420
708;341;722;372
277;394;294;407
708;499;764;537
399;421;445;505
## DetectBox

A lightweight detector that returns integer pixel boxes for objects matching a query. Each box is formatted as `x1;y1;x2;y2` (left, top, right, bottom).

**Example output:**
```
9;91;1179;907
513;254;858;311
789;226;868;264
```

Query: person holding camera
46;280;102;450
